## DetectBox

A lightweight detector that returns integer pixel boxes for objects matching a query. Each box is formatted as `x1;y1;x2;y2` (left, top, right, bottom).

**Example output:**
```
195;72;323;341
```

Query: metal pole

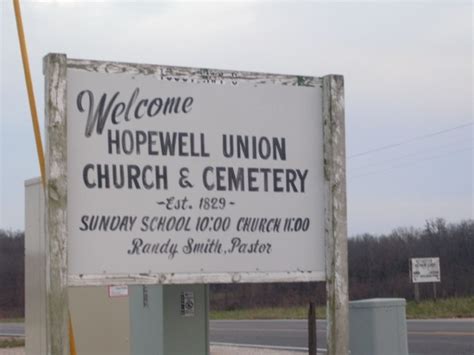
12;0;46;187
13;1;76;353
433;283;437;302
414;283;420;303
308;302;316;355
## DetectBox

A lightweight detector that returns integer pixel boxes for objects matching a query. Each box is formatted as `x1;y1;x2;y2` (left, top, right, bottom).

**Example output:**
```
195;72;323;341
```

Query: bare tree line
0;218;472;316
0;229;24;318
211;218;474;309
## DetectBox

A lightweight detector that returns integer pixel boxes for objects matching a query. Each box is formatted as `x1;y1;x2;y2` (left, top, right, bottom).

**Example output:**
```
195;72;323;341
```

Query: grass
210;296;474;320
211;305;325;320
1;297;472;323
0;318;24;323
0;338;25;349
405;296;474;319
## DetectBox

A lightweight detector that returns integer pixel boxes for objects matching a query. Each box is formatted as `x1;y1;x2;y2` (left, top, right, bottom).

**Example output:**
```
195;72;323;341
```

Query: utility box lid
350;298;406;309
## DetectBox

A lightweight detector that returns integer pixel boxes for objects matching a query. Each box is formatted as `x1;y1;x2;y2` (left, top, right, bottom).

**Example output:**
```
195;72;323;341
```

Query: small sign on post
181;291;195;317
108;285;128;298
410;257;441;302
410;258;441;283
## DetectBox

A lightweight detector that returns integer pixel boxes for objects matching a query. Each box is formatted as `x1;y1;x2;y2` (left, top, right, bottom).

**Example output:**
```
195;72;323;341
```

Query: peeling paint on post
66;58;319;87
68;271;321;287
323;75;349;355
44;53;69;355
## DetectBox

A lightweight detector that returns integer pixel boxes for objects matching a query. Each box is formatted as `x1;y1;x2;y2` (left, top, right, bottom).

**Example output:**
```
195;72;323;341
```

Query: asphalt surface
1;319;473;354
0;323;23;337
209;319;474;355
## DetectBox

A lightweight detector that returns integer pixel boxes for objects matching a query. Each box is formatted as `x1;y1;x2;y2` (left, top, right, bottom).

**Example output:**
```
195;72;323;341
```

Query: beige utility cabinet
25;178;130;355
26;178;209;355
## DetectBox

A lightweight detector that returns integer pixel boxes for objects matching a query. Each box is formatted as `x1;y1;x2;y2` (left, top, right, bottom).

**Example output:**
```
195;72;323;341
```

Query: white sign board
411;257;441;283
64;65;325;283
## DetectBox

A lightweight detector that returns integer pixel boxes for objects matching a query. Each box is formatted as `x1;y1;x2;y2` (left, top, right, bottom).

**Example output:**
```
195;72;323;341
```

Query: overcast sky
0;0;472;235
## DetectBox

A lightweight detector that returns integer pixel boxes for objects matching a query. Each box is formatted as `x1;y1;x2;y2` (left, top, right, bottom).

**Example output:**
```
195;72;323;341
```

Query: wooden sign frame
44;53;348;354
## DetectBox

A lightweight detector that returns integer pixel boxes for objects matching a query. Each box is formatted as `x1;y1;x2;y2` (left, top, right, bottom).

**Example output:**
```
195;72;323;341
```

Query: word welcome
77;88;194;137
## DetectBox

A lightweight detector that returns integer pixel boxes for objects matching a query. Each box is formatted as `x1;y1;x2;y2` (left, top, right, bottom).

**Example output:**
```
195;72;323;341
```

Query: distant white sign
65;63;326;282
411;258;441;283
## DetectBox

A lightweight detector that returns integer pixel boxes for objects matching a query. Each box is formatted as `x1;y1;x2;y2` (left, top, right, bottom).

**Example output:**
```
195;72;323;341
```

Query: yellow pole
68;311;77;355
13;1;77;354
12;0;45;188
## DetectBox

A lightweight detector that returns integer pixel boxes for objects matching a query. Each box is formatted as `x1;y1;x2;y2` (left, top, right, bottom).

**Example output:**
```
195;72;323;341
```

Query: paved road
0;323;23;337
2;319;473;354
209;319;474;355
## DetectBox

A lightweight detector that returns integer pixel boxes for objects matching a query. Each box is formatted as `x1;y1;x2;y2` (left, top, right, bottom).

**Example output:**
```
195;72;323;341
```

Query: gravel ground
211;345;303;355
0;349;23;355
0;346;304;355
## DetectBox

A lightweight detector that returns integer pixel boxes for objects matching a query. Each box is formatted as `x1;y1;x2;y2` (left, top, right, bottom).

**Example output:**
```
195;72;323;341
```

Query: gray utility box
349;298;409;355
130;285;209;355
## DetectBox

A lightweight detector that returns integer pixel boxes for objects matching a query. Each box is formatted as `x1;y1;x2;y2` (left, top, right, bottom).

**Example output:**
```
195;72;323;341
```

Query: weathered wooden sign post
44;53;348;354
